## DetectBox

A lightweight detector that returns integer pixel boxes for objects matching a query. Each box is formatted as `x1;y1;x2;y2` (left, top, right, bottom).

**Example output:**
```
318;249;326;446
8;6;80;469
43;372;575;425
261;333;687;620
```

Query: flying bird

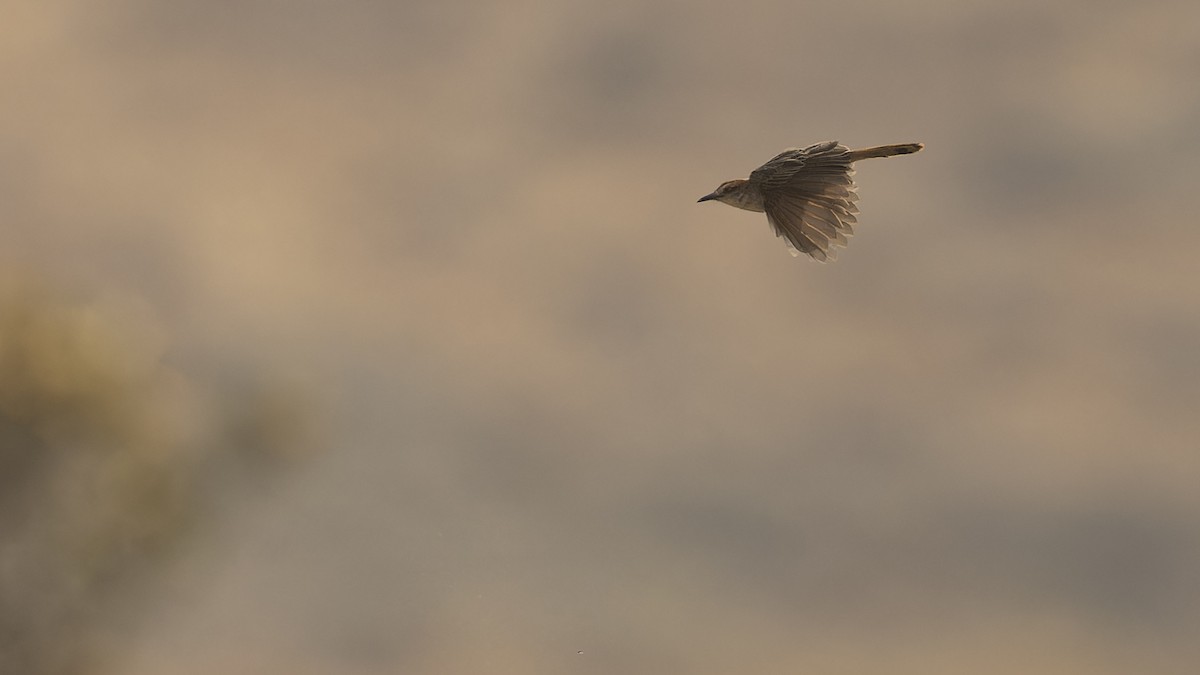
698;141;923;261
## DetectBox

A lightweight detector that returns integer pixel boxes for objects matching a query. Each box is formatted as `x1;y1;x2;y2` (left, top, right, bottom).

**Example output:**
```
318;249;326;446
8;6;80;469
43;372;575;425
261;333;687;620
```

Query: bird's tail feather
847;143;924;161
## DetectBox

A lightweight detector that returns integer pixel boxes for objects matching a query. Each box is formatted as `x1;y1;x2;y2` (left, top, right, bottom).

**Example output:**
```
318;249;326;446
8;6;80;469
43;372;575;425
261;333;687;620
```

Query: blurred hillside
0;278;311;674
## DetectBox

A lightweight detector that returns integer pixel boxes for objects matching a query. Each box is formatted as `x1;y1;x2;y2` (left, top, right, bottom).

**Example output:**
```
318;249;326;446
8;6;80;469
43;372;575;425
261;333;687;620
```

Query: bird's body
699;141;923;261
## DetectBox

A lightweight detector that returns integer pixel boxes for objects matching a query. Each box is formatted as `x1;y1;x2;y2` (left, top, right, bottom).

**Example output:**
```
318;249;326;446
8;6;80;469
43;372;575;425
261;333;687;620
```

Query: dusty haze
4;1;1200;673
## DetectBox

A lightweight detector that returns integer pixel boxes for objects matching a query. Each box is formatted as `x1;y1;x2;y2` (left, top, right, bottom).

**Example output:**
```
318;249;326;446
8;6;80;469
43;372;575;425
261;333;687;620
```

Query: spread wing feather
751;141;861;261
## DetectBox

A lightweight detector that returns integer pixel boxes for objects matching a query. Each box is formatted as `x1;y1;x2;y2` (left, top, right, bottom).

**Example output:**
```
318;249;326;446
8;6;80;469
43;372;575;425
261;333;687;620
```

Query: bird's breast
723;189;765;212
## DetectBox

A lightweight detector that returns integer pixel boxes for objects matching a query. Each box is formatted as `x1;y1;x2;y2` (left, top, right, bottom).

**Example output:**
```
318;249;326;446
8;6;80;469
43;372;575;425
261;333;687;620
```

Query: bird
698;141;923;261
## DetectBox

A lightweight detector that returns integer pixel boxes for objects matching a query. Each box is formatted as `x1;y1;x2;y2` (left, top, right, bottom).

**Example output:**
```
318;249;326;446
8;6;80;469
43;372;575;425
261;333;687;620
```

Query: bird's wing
752;141;860;261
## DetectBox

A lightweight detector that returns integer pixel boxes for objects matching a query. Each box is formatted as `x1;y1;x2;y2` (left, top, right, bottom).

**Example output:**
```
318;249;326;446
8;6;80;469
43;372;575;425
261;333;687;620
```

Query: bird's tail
847;143;924;161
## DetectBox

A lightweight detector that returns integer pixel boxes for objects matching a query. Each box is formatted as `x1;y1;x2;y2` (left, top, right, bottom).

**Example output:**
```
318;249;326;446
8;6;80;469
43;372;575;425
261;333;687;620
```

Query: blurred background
3;0;1199;673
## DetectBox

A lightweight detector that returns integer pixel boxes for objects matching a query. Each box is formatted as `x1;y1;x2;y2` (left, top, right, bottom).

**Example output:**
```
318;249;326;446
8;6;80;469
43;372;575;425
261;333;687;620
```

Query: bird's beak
697;192;718;203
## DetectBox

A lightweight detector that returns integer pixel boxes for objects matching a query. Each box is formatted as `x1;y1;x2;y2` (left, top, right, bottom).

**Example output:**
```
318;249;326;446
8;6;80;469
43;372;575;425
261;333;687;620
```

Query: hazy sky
4;1;1200;673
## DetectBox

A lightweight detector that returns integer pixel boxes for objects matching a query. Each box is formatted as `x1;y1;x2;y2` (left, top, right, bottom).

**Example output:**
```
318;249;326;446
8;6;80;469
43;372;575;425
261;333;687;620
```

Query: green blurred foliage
0;278;314;675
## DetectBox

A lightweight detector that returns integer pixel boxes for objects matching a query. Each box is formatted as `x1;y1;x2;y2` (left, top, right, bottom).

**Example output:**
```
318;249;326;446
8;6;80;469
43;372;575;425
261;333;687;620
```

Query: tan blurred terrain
3;1;1200;673
0;278;311;674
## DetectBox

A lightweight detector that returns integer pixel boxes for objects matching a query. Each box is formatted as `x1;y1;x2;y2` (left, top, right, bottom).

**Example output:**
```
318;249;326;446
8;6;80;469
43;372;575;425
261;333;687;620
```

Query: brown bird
698;141;923;261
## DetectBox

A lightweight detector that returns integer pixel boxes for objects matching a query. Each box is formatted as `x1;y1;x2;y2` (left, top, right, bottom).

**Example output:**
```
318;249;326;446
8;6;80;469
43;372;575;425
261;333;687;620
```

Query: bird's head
697;179;746;204
698;179;763;211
